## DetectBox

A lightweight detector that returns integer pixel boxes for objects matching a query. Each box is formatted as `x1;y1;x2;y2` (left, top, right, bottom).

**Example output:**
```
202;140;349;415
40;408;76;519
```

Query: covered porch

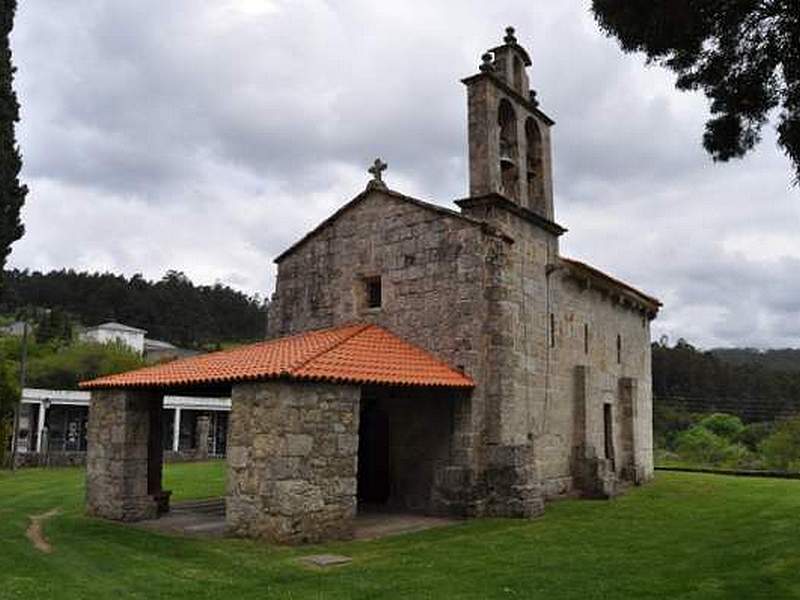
80;323;473;544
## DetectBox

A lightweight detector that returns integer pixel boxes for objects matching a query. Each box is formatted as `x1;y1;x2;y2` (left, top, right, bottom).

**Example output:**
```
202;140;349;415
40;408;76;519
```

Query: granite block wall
86;389;161;521
226;380;360;544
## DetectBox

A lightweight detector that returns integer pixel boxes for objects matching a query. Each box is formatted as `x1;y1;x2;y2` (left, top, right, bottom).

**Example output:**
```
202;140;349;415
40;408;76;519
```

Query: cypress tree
0;0;26;297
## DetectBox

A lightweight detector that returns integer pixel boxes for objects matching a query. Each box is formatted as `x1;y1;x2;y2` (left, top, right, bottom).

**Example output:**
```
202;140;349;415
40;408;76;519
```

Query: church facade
266;27;659;512
81;28;659;543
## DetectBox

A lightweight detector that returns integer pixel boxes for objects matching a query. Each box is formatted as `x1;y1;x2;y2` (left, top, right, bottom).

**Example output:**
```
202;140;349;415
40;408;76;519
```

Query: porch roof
80;323;474;391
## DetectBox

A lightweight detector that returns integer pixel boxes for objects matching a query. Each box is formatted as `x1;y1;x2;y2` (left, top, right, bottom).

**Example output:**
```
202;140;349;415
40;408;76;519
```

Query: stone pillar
172;407;181;452
619;377;643;484
86;388;162;521
36;402;46;453
484;443;544;517
432;391;485;517
226;380;360;544
572;365;617;499
148;397;170;514
195;415;210;459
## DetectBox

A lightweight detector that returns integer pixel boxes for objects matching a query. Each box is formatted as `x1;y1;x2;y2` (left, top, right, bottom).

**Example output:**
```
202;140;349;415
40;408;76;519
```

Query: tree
0;0;26;294
0;268;266;347
0;354;19;465
760;416;800;471
592;1;800;183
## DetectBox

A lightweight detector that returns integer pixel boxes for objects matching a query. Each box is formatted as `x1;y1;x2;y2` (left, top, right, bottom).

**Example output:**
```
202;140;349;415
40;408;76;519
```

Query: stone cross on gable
367;158;388;189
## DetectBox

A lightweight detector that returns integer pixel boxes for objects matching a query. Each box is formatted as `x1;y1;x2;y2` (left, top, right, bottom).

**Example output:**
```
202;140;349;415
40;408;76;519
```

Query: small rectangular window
603;403;614;462
584;323;589;355
365;277;382;309
550;313;556;348
616;334;622;364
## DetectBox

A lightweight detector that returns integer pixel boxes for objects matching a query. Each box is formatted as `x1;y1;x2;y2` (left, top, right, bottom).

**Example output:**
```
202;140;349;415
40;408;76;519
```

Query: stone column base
484;444;545;518
574;456;618;499
432;465;486;517
87;494;159;522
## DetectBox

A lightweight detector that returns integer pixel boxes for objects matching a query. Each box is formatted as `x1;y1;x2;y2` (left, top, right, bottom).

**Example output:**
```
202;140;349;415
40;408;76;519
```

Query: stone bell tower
462;27;555;220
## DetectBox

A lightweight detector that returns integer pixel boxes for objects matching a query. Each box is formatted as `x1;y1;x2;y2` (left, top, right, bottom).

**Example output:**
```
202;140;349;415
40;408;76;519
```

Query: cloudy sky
8;1;800;349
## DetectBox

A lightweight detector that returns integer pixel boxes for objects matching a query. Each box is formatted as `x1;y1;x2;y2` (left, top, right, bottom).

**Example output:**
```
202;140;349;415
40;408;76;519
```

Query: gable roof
274;187;511;264
80;323;474;390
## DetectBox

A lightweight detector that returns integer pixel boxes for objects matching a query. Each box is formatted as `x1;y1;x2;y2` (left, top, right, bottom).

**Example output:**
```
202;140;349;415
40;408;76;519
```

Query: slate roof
80;323;474;390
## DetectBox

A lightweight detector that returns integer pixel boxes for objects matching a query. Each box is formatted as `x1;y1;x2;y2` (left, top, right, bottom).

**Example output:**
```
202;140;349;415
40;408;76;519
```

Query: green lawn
2;463;800;599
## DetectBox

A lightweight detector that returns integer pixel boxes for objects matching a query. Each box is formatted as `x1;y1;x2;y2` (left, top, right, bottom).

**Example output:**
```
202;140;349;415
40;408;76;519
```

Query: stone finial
480;52;494;73
367;158;388;189
504;26;517;45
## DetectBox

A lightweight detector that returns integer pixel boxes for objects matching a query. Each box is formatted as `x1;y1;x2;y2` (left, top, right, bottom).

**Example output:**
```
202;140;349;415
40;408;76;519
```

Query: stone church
81;28;660;544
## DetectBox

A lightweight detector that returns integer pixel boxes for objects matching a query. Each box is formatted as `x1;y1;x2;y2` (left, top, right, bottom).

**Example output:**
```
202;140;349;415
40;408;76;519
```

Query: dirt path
25;508;61;553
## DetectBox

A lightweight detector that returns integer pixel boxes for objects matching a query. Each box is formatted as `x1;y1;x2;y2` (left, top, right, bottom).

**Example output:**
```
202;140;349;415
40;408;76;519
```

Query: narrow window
584;323;589;355
550;313;556;348
513;55;523;92
603;403;615;463
616;334;622;364
365;277;382;309
498;99;519;201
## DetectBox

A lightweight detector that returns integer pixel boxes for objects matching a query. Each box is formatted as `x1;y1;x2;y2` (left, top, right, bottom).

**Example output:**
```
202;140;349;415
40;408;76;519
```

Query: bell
500;154;515;169
499;142;515;168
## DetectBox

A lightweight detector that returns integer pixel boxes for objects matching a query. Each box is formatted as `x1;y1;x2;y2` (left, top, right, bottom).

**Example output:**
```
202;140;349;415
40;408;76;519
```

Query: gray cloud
8;0;800;349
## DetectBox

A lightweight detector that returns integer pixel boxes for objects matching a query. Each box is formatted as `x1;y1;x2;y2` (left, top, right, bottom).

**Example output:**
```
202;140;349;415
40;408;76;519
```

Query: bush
697;413;745;440
735;421;775;452
25;341;145;390
654;404;701;450
675;425;750;466
760;417;800;472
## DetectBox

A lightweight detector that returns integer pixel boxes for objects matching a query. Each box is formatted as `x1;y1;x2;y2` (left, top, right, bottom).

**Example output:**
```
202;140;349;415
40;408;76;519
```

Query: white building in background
80;322;147;354
78;321;199;362
14;388;230;460
0;320;28;336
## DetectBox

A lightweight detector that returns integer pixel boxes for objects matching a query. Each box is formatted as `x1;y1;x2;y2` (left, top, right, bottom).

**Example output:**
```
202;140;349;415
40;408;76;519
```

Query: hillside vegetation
1;269;266;348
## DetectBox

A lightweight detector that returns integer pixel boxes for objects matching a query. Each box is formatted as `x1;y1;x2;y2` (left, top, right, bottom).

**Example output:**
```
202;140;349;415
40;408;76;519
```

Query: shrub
760;417;800;472
25;341;145;390
653;404;700;450
676;425;748;466
735;421;775;452
697;413;745;440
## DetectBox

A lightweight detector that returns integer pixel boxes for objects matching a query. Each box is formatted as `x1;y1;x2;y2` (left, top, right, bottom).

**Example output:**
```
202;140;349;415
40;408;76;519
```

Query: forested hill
653;339;800;411
710;348;800;373
1;269;266;348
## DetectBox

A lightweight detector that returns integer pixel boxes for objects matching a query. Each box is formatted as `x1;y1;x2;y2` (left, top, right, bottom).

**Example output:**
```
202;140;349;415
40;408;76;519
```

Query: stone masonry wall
86;389;160;521
226;381;360;544
465;74;554;219
268;190;510;516
458;201;654;500
459;202;556;516
266;187;654;515
544;274;654;497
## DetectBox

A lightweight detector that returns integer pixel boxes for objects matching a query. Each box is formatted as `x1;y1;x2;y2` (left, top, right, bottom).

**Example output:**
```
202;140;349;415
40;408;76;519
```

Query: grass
2;463;800;599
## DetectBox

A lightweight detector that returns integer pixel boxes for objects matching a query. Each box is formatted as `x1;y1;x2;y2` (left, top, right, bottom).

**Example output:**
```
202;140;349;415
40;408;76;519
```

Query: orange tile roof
80;323;474;390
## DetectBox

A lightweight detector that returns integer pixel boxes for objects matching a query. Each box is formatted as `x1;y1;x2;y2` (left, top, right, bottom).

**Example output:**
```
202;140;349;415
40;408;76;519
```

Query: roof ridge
285;323;372;374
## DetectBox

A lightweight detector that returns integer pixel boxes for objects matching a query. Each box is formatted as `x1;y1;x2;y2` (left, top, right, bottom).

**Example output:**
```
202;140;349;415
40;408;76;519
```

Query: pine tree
592;0;800;184
0;0;26;297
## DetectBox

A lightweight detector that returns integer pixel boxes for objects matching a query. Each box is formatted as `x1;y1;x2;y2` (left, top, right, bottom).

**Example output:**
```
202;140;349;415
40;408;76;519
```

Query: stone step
171;498;225;516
